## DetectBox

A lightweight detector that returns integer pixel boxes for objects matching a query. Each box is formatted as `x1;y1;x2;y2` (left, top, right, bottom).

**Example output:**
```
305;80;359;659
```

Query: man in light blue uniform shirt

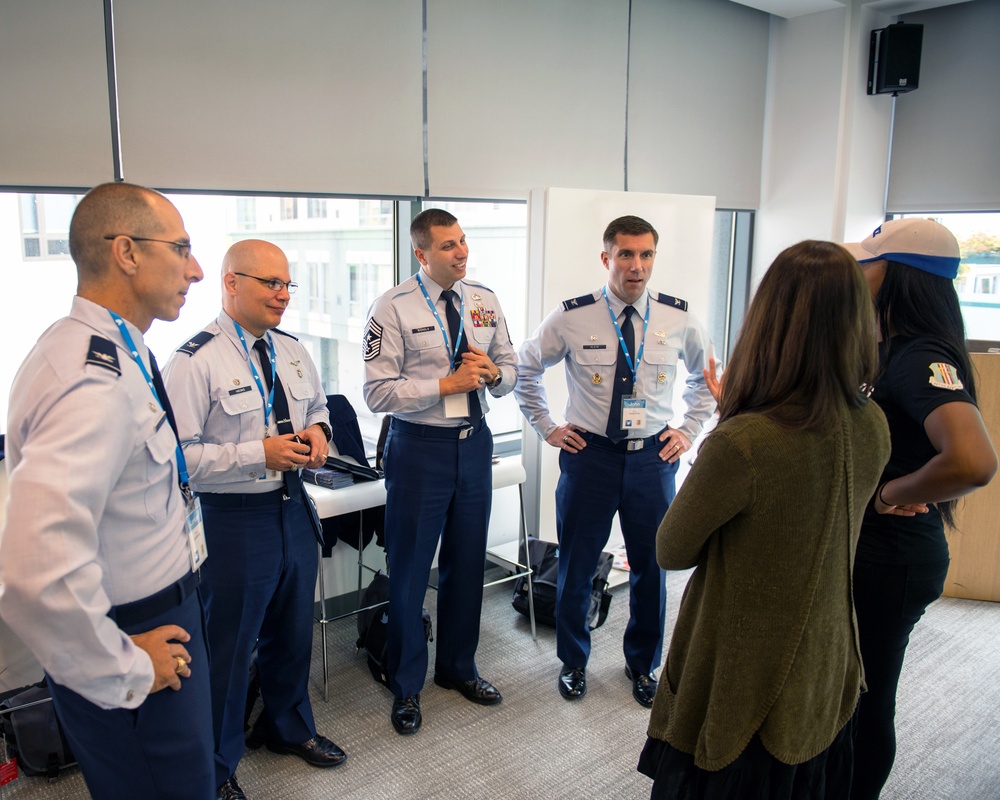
363;208;518;736
0;182;214;799
163;240;344;800
515;215;715;707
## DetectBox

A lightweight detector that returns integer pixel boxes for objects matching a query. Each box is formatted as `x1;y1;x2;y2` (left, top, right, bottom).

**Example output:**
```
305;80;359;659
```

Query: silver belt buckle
458;426;475;440
626;439;644;451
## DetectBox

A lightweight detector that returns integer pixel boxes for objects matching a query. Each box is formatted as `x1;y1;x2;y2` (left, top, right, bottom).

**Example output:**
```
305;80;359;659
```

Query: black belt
197;488;285;508
108;570;200;629
390;417;486;440
582;429;666;453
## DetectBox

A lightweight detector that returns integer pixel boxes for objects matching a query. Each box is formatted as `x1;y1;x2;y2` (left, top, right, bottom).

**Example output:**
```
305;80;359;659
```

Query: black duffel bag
512;536;613;630
0;680;77;781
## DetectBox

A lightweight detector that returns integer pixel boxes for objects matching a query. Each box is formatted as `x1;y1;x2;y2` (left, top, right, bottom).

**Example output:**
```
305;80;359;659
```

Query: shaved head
69;183;166;281
221;239;292;337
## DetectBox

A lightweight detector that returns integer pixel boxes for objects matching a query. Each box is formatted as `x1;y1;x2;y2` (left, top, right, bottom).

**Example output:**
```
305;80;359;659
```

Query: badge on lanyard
185;496;209;571
621;396;647;431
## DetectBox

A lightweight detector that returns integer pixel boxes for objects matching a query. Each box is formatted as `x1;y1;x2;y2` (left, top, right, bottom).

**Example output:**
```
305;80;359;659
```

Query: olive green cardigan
648;402;889;771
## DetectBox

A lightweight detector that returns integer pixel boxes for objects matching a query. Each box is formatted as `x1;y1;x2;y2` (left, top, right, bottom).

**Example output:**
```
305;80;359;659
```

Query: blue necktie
253;338;324;544
606;305;635;443
441;289;483;425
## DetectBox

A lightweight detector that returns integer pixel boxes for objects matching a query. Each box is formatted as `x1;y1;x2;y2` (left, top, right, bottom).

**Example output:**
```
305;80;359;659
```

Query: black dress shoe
266;734;347;768
625;666;658;708
217;774;248;800
433;674;503;706
558;666;587;700
391;694;422;735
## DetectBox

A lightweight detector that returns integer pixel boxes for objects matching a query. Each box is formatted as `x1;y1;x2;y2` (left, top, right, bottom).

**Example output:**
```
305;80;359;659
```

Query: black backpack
0;680;77;781
356;571;432;687
512;536;613;630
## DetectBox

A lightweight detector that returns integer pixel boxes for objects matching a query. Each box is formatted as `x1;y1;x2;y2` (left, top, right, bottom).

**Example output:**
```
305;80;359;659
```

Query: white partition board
523;188;716;542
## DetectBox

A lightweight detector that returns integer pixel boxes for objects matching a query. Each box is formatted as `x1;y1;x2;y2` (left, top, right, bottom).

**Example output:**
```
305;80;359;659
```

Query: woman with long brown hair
638;240;890;798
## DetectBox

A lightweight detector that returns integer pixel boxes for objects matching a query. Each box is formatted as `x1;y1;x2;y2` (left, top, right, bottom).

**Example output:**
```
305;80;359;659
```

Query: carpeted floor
3;566;999;799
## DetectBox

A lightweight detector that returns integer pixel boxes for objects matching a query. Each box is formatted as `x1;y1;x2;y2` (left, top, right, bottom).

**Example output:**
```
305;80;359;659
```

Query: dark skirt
637;716;855;800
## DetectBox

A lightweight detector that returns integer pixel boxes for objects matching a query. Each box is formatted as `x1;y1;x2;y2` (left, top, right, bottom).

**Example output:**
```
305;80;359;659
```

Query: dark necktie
148;351;179;442
253;338;324;544
148;352;186;493
606;305;636;443
441;289;483;425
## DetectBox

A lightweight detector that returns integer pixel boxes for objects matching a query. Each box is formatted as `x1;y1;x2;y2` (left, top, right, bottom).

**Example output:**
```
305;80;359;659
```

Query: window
893;212;1000;343
18;193;82;260
307;198;327;219
279;197;298;221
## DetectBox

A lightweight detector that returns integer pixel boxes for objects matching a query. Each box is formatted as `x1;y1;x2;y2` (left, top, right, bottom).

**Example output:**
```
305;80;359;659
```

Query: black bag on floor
511;537;613;630
356;571;432;687
0;681;77;780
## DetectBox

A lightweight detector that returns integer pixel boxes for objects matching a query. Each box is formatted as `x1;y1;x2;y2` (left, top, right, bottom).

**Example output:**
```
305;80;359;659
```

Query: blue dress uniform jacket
515;286;715;675
162;310;330;787
0;295;214;799
363;272;517;699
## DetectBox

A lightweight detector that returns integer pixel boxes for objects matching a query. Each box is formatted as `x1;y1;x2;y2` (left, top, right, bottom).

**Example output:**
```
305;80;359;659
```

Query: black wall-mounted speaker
867;22;923;96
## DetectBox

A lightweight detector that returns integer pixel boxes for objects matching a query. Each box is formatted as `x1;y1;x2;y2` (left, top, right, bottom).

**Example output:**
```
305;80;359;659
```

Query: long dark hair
719;240;877;431
875;261;976;525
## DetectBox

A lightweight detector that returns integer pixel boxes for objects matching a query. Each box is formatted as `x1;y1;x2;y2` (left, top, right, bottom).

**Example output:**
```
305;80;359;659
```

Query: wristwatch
316;421;333;442
488;370;502;389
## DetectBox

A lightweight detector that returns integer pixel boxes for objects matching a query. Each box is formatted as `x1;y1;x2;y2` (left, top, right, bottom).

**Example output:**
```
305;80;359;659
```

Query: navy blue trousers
850;556;949;800
48;589;215;800
382;420;493;699
555;436;675;672
200;492;318;787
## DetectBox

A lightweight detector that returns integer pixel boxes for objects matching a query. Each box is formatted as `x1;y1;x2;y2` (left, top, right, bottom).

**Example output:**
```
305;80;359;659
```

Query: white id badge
444;391;470;418
620;396;647;431
185;496;209;571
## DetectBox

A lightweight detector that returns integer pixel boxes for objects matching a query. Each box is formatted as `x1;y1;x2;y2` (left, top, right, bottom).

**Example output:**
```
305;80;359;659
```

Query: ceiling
728;0;974;19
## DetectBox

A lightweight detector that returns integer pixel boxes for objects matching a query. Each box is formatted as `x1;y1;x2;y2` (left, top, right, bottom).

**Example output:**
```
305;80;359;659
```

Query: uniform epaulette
561;293;598;311
85;335;121;376
272;328;299;340
176;330;217;356
654;293;688;312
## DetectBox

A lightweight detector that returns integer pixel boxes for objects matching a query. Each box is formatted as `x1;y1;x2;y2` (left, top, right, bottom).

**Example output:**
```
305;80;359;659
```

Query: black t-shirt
857;335;976;565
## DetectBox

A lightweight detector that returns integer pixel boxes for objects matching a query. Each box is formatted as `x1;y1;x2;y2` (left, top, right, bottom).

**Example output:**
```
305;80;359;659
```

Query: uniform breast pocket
471;326;496;348
402;328;443;369
287;380;316;422
641;348;678;396
572;346;618;394
143;420;178;522
219;389;264;440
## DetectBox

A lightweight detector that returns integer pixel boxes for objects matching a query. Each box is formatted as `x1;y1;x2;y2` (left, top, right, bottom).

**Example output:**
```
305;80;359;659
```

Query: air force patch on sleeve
928;362;964;391
363;318;384;361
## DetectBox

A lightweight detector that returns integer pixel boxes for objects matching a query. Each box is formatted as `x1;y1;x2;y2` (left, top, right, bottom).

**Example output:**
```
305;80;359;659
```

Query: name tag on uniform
185;496;209;571
620;396;647;431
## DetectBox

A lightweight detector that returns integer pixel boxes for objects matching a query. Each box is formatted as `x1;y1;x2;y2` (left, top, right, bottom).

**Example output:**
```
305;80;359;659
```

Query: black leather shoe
217;774;248;800
391;694;422;735
433;674;503;706
558;666;587;700
625;666;658;708
266;734;347;768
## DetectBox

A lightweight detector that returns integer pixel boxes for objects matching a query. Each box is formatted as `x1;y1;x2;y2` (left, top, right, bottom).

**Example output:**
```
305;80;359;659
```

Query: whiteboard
522;187;716;540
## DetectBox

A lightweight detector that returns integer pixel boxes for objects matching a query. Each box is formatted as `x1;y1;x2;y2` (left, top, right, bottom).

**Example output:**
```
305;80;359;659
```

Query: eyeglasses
104;234;192;259
232;271;298;294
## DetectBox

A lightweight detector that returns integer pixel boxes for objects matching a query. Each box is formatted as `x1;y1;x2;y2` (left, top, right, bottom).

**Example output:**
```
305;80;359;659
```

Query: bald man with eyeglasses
163;240;345;800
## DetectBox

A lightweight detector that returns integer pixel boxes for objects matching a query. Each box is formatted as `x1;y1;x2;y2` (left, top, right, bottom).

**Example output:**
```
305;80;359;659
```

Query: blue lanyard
107;311;191;492
602;287;650;384
231;321;276;427
415;272;465;363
